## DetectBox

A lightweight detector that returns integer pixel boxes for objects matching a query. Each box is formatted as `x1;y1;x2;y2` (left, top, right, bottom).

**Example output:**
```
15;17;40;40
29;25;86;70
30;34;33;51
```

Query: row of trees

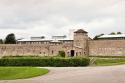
109;32;122;35
93;34;104;40
93;32;122;40
0;33;16;44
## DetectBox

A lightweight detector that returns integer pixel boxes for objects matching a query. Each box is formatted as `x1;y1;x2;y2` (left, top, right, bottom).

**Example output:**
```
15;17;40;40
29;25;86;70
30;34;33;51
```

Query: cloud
0;0;124;39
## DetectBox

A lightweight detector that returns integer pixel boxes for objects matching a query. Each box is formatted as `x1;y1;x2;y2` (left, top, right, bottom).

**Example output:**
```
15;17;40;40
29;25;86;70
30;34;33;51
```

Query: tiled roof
74;29;88;33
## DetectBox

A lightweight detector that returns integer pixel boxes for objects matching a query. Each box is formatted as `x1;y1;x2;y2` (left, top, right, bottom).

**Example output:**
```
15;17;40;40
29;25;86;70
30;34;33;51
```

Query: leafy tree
117;32;122;34
0;39;3;44
109;32;116;35
4;33;16;44
93;34;104;40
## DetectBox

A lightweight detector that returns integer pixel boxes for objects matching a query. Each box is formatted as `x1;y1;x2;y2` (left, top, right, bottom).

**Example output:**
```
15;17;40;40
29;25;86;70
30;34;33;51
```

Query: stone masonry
0;29;125;56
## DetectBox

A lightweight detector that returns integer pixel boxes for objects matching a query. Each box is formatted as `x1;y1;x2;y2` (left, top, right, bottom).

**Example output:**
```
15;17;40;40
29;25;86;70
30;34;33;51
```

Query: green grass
90;56;125;66
0;67;49;80
94;58;125;66
90;56;125;58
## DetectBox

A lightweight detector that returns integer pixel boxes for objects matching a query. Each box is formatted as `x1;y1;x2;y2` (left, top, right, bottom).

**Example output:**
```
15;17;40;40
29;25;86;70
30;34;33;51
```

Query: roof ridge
74;29;88;33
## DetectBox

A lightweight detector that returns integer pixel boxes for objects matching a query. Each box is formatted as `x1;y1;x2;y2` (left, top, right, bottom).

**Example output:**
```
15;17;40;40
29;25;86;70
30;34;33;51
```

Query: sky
0;0;124;39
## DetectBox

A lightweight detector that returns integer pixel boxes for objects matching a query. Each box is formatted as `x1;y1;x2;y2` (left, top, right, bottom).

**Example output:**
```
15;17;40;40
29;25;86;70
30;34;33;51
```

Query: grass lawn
94;58;125;66
0;67;49;80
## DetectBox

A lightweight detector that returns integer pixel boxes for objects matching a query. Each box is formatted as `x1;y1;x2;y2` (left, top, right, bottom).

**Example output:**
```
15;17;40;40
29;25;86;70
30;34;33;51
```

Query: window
84;52;86;55
39;52;42;54
52;50;54;54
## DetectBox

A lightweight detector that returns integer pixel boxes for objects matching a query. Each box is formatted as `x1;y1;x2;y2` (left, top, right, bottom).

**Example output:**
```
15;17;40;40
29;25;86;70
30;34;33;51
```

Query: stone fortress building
0;29;125;56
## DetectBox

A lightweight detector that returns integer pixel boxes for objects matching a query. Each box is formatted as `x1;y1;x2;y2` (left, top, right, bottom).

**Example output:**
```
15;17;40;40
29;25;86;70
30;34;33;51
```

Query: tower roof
74;29;88;33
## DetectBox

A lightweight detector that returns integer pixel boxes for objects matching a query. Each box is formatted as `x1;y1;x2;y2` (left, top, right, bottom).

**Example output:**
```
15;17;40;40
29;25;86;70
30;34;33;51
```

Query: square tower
73;29;89;55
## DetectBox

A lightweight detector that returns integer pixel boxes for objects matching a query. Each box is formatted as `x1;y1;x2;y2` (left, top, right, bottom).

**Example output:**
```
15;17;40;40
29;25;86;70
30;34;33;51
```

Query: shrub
58;51;66;57
0;57;90;67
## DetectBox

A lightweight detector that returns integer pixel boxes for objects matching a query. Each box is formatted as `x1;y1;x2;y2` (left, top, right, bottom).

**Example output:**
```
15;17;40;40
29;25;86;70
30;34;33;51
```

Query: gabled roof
74;29;88;33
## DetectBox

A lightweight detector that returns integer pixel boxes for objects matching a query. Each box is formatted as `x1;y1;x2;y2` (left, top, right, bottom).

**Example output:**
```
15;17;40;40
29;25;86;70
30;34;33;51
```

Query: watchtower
73;29;89;55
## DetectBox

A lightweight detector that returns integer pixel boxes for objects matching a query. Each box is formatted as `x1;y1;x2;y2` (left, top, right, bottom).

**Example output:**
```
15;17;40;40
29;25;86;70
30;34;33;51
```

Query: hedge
0;57;90;67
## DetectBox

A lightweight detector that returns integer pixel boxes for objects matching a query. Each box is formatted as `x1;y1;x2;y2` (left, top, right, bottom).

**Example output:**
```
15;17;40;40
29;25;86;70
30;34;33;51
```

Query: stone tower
73;29;89;56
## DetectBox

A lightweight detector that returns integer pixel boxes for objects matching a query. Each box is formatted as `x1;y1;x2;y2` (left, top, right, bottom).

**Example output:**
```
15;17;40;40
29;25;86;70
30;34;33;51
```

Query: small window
84;52;86;55
52;50;54;54
40;52;42;54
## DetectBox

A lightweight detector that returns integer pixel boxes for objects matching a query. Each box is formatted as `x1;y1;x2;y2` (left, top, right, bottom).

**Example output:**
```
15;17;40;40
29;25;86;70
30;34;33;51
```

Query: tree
117;32;122;34
109;32;116;35
0;39;3;44
4;33;16;44
93;34;104;40
58;51;66;57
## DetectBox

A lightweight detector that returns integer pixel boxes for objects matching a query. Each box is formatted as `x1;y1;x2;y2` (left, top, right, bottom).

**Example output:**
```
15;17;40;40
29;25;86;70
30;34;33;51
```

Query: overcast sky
0;0;124;39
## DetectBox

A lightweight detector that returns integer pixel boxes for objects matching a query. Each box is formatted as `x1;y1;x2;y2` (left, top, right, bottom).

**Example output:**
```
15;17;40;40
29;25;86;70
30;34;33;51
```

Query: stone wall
0;42;74;56
0;44;49;56
89;40;125;56
1;39;125;56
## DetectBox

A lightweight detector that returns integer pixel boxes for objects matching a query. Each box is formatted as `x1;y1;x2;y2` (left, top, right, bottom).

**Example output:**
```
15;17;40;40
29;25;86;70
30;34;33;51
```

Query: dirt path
1;65;125;83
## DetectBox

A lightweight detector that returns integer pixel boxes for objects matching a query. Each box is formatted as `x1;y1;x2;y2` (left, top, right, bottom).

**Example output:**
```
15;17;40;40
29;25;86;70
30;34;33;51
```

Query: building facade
0;29;125;56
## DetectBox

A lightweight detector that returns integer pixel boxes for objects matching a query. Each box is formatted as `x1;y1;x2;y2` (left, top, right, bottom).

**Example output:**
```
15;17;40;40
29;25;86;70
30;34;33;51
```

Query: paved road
1;65;125;83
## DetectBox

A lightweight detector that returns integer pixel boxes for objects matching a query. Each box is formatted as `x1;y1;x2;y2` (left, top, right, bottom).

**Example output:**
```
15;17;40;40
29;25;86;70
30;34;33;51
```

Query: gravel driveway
1;65;125;83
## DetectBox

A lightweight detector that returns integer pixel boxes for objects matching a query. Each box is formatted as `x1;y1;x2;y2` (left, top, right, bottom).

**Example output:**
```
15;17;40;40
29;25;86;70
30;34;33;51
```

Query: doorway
70;50;75;57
